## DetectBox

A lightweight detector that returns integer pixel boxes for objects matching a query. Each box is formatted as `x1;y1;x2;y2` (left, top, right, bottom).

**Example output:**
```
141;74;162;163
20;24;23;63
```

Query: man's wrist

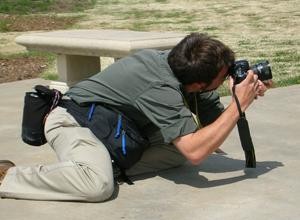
228;101;241;122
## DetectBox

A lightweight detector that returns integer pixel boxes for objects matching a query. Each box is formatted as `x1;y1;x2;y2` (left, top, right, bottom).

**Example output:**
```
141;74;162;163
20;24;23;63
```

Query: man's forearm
173;100;240;164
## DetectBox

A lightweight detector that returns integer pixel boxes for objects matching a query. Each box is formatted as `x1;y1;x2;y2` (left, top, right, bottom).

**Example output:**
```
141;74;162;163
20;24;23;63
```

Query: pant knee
77;165;114;202
84;177;114;202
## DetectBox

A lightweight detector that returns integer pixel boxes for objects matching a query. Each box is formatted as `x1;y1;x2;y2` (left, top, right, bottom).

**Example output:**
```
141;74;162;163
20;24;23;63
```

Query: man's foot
0;160;15;185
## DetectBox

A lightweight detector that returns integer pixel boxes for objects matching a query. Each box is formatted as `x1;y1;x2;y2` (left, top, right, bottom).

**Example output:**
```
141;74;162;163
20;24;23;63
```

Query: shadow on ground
131;154;283;189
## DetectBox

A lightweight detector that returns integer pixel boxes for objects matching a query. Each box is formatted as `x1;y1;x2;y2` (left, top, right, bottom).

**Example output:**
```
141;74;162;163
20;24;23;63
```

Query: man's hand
229;71;271;112
256;79;272;97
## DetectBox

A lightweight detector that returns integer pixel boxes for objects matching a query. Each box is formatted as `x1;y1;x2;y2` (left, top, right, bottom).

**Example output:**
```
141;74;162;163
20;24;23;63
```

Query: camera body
229;60;272;84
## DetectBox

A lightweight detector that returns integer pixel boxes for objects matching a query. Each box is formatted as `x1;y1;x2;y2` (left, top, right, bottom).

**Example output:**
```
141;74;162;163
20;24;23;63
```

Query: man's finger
242;71;256;84
263;79;274;88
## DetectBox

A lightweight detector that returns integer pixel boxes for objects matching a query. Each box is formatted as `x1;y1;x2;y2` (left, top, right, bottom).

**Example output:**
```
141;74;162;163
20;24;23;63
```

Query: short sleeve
134;83;198;143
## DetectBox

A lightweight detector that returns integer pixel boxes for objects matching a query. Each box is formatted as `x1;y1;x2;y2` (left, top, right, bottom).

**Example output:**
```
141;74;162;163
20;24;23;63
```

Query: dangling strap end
88;103;96;121
114;114;122;138
121;130;127;155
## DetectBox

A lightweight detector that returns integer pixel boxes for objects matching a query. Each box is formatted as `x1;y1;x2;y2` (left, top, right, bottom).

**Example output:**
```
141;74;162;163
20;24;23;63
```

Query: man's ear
197;82;207;90
192;82;207;91
184;82;207;93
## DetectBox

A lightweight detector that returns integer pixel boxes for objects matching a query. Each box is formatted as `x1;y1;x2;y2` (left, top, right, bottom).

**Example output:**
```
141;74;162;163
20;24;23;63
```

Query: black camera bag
61;100;149;170
21;85;62;146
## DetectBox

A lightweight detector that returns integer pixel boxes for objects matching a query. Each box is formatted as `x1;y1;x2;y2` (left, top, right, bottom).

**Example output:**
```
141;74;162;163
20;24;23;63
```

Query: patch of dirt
0;56;48;83
0;1;95;84
0;14;79;83
0;14;79;32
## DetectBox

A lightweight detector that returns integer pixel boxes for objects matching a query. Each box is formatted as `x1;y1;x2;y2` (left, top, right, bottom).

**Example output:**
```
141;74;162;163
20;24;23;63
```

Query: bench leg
50;54;101;93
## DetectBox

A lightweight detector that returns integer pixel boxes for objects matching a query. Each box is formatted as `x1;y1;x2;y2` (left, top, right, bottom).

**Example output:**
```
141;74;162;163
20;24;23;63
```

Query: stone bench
16;29;185;92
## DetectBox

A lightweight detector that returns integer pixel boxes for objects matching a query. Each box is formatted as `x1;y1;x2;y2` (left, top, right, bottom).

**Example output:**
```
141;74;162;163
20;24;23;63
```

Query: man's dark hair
168;33;235;85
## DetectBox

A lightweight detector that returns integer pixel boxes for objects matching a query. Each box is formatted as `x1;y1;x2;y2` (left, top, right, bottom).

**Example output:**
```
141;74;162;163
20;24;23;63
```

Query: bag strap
35;85;55;98
232;85;256;168
34;85;62;124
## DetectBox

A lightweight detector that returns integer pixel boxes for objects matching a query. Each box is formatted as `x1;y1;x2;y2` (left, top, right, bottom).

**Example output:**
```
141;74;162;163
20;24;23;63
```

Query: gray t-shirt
66;49;198;143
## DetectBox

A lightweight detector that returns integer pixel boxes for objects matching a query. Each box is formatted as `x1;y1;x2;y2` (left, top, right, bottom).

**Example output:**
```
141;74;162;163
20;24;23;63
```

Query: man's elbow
173;135;207;165
185;151;206;165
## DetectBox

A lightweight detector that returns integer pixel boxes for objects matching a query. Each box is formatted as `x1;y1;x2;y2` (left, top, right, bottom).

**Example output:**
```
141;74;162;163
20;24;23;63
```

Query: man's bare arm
173;71;268;164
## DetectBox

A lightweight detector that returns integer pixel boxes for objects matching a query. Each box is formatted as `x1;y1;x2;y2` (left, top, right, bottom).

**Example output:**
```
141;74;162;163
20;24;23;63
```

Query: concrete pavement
0;78;299;220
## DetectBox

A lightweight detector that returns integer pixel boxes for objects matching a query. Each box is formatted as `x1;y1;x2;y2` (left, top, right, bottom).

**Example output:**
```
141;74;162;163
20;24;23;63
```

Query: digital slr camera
229;60;272;84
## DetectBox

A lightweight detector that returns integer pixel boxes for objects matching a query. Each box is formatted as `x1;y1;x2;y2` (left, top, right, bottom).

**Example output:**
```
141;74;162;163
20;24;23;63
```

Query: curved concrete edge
15;29;185;57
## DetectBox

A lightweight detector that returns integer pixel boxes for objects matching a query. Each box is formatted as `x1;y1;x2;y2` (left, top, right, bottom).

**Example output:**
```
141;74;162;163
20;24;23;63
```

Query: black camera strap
232;85;256;168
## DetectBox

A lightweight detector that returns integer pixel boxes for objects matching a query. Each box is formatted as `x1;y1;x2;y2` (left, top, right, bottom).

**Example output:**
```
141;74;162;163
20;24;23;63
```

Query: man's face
183;66;229;93
200;66;229;92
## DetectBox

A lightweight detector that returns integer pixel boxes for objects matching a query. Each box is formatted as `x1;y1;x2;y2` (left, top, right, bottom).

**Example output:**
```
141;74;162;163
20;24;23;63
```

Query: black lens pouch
21;85;62;146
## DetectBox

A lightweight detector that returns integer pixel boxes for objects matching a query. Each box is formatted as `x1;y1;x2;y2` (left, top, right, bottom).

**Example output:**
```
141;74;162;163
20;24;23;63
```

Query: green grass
0;19;10;32
155;0;168;2
0;0;52;14
0;0;96;15
41;71;59;81
184;26;200;32
119;9;191;20
203;26;219;32
275;75;300;87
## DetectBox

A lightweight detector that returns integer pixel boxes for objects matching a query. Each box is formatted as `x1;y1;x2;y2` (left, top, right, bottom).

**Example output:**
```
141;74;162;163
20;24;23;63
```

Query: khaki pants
0;107;185;202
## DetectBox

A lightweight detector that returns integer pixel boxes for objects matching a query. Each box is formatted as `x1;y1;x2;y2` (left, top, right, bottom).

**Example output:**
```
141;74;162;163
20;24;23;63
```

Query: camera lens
251;60;272;81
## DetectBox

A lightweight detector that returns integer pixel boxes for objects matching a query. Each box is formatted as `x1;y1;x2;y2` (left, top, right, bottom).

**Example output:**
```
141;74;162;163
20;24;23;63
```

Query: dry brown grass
0;0;299;87
76;0;300;87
